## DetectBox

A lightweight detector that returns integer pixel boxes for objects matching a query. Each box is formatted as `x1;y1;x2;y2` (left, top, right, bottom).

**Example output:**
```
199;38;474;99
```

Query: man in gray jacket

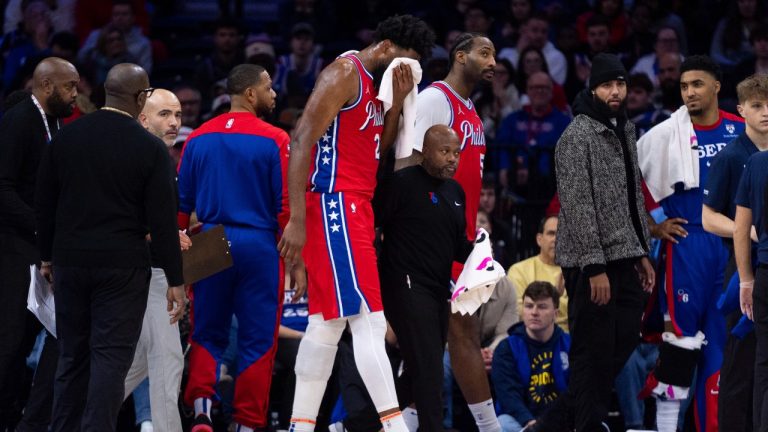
530;53;655;432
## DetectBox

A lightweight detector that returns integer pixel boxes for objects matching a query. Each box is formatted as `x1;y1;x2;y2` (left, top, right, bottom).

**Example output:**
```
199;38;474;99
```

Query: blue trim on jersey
320;193;370;316
340;56;364;112
310;117;340;193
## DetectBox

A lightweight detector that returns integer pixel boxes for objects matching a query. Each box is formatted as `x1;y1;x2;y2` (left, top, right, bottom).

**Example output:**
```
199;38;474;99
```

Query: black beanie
589;53;627;89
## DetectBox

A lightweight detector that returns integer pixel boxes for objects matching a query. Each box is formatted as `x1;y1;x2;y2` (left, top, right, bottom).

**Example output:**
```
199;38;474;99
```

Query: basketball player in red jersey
408;33;502;432
277;15;435;432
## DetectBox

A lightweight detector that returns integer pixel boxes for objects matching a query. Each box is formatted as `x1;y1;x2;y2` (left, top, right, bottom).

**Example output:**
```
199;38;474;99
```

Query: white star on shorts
327;199;338;209
322;156;330;165
330;223;340;233
328;211;339;221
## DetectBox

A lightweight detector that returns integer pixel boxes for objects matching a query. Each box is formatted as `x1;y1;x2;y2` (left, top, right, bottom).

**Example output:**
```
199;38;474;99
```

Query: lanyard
30;94;59;143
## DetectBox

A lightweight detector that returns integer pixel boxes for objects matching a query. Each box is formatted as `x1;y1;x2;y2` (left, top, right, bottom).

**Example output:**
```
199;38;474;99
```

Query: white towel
376;58;423;159
450;229;504;315
636;105;699;202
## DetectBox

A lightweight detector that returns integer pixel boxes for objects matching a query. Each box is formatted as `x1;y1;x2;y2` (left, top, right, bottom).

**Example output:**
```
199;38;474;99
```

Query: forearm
702;205;735;238
380;105;403;155
287;137;311;223
734;206;754;282
279;325;304;339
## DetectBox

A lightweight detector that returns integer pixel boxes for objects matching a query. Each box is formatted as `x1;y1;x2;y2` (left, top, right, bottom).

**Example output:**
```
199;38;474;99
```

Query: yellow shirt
507;255;569;332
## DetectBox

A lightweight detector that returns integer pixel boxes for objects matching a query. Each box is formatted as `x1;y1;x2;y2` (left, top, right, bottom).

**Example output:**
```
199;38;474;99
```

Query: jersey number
374;133;381;160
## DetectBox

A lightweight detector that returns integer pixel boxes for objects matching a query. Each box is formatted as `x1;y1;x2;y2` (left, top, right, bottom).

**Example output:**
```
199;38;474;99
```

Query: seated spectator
491;281;570;432
498;0;533;48
710;0;765;68
513;46;568;113
575;0;628;48
568;13;613;100
4;0;75;34
472;58;520;141
81;24;137;85
655;51;683;113
498;12;567;85
77;0;151;73
507;215;568;332
630;26;683;88
1;1;52;91
626;73;668;137
728;26;768;95
497;72;570;203
274;23;323;108
173;83;203;128
73;0;148;43
463;4;493;35
195;18;243;106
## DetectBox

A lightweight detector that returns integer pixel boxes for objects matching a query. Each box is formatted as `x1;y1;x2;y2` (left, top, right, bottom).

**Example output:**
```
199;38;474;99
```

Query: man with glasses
35;63;184;432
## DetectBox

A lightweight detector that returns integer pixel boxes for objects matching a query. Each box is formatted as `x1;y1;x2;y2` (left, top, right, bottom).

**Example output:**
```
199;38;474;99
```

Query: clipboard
182;224;233;284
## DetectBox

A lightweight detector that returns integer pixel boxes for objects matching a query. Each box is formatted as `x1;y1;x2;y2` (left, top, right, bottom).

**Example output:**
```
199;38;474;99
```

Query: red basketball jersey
308;54;384;200
430;81;486;240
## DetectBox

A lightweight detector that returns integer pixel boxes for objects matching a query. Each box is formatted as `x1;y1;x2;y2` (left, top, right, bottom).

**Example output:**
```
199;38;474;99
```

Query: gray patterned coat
554;113;650;269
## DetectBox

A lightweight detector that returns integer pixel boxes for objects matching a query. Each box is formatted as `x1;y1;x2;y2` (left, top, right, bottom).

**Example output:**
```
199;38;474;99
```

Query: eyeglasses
135;87;155;99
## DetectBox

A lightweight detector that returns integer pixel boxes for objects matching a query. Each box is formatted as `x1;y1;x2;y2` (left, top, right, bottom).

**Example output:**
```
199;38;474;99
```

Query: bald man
0;56;78;429
376;125;474;431
121;88;187;432
36;63;184;432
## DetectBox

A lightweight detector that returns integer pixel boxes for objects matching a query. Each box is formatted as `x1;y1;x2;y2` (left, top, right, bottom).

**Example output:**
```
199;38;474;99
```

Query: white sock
140;421;154;432
289;416;316;432
194;397;212;419
235;424;254;432
402;407;419;432
656;399;680;432
468;399;501;432
380;412;408;432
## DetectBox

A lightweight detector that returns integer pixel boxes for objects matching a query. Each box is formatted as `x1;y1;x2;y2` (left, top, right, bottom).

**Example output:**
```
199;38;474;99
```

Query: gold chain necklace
100;106;133;118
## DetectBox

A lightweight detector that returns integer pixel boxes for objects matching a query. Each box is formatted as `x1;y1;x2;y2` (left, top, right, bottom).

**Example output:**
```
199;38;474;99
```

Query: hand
166;285;186;324
650;217;688;243
40;262;53;285
278;219;306;266
741;280;754;320
525;419;537;428
390;63;414;112
635;257;655;293
178;230;192;251
289;259;307;303
555;272;565;296
481;347;493;371
589;272;611;305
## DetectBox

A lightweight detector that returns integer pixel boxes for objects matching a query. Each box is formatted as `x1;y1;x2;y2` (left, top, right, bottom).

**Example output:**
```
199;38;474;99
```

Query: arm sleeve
0;113;36;235
34;143;58;262
491;341;535;424
412;88;451;153
273;131;291;231
703;150;732;213
555;126;606;268
145;143;184;286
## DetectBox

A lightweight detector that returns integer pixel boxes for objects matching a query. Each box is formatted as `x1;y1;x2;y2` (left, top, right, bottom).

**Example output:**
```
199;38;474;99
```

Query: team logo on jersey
459;120;485;150
359;100;384;130
429;192;438;204
677;289;689;303
726;123;735;134
225;118;234;129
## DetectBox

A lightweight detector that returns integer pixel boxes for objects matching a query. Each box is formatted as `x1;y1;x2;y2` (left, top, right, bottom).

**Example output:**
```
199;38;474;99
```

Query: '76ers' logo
359;100;384;130
459;120;485;150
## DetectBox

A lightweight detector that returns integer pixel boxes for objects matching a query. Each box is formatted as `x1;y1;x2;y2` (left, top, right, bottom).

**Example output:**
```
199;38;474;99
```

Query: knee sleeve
348;310;399;412
295;314;345;380
656;331;705;388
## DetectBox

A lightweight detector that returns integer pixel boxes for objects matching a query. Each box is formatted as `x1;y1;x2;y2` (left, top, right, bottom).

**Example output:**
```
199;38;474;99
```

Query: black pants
0;233;41;429
752;266;768;431
383;282;449;432
16;331;58;432
50;266;150;432
539;259;645;432
719;253;755;432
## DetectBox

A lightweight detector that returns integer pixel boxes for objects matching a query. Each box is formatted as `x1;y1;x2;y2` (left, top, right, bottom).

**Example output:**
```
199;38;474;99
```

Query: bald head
104;63;150;117
32;57;79;118
421;125;460;179
139;89;182;147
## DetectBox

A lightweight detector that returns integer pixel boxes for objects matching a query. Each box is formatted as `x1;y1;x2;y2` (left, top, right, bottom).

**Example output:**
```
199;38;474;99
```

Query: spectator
498;12;568;85
1;1;53;92
568;13;613;100
630;26;684;88
497;72;570;204
173;83;203;129
644;0;688;55
710;0;766;68
49;31;78;62
491;281;570;432
498;0;533;47
619;1;654;70
81;25;137;85
77;0;151;74
4;0;74;34
656;51;683;113
626;73;668;137
513;46;568;112
575;0;628;48
244;33;276;76
195;18;243;106
507;215;568;332
463;4;493;35
274;23;323;107
472;58;520;141
73;0;148;43
730;26;768;91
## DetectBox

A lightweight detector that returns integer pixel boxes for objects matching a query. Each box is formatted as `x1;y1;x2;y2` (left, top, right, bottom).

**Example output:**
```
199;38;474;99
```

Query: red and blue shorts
303;191;382;319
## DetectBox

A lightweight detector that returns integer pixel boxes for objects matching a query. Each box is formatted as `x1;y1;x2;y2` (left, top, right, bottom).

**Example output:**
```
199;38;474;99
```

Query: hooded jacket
554;89;650;272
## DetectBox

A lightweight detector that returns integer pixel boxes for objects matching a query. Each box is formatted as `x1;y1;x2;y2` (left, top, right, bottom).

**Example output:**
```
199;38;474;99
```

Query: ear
455;49;467;65
737;104;745;118
42;78;53;95
714;80;721;95
138;112;148;127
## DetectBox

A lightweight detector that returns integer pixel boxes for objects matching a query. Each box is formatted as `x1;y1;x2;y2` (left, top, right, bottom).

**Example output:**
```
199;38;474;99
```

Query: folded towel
377;58;423;159
451;228;504;315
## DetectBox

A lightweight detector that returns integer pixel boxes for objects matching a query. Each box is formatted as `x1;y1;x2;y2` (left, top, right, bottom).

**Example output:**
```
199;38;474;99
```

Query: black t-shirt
376;165;472;296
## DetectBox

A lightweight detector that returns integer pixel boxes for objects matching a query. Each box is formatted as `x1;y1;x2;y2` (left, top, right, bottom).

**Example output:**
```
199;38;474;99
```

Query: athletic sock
468;399;502;432
656;399;680;432
139;420;154;432
402;407;419;432
289;416;317;432
380;412;409;432
193;397;212;419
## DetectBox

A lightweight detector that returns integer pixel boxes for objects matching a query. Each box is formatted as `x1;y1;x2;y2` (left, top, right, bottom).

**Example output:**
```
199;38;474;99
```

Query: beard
48;90;74;118
592;93;627;118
